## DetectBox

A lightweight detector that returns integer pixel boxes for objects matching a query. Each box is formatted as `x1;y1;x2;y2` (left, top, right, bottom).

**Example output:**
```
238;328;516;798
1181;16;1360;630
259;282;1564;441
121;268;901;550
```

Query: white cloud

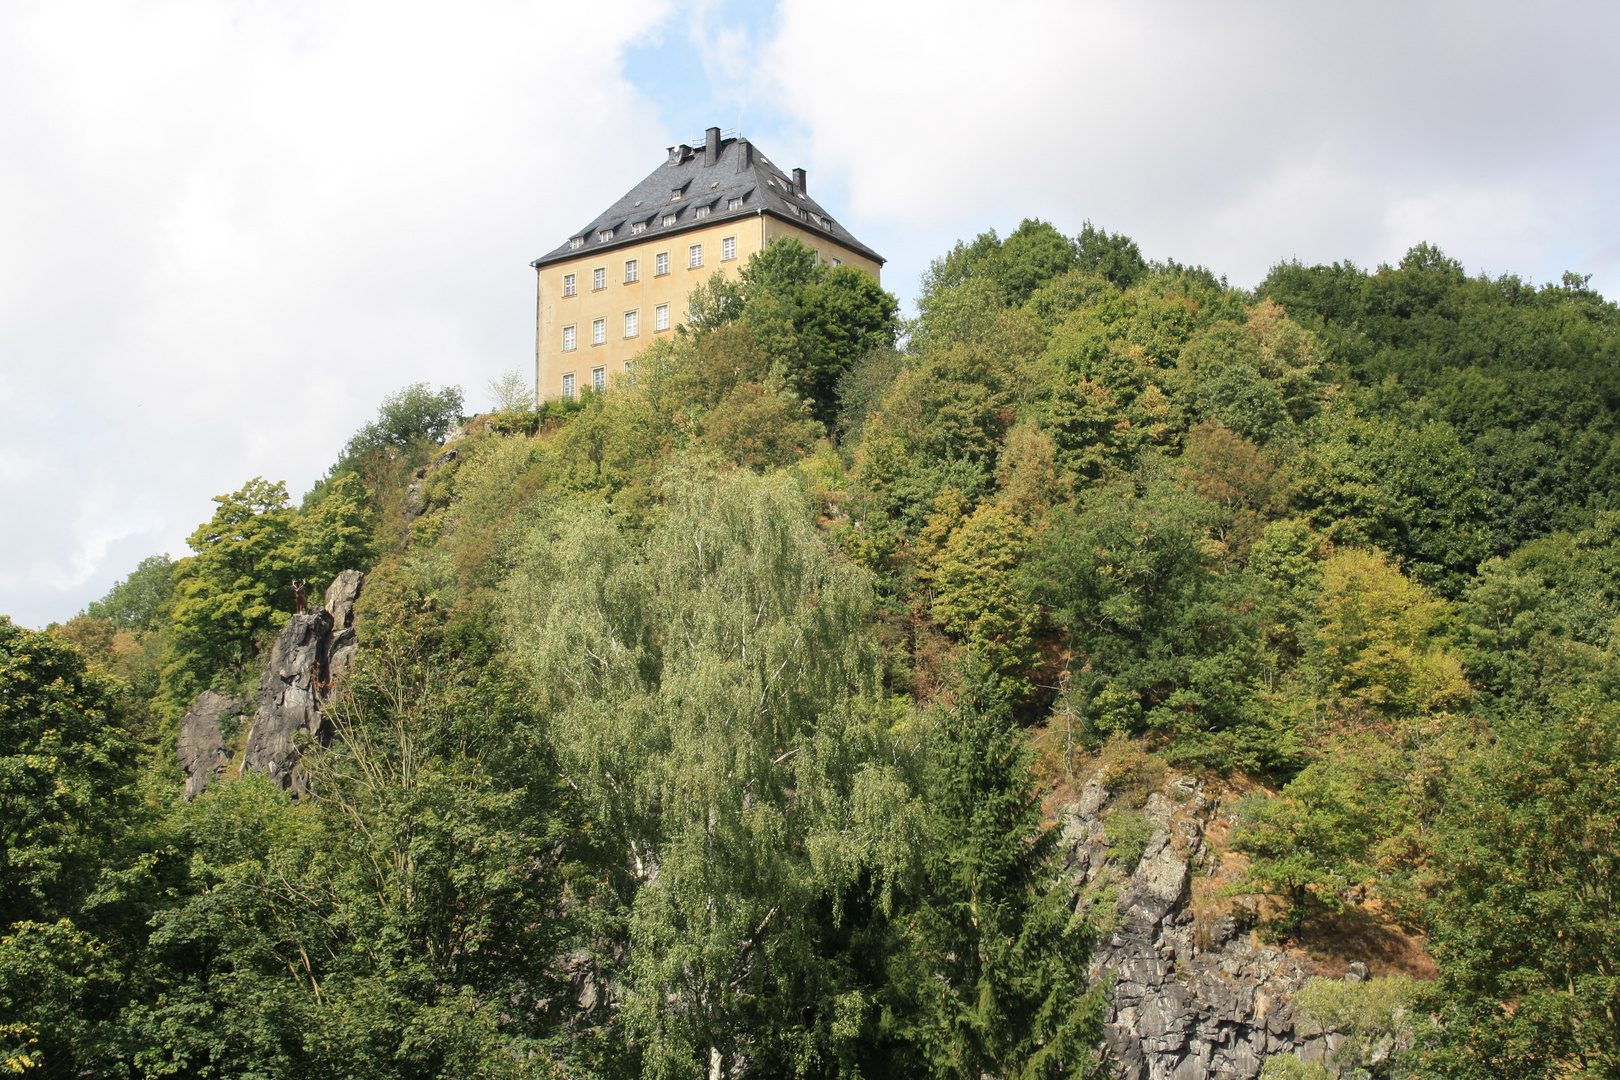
0;0;672;625
761;0;1620;300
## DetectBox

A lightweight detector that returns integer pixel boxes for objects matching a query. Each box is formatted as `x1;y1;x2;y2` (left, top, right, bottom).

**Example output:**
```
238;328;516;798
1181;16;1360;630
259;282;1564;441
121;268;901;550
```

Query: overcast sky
3;0;1617;627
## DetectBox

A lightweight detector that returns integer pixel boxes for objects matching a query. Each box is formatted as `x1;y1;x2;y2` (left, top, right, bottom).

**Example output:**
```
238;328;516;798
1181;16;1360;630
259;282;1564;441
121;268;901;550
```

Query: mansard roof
531;129;884;269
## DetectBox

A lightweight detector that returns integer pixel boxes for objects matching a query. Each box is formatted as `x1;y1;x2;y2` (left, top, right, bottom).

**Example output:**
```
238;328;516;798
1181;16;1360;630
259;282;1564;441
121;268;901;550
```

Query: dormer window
693;205;710;219
662;213;677;227
670;186;686;201
727;197;744;211
569;237;584;250
631;220;647;234
598;229;613;242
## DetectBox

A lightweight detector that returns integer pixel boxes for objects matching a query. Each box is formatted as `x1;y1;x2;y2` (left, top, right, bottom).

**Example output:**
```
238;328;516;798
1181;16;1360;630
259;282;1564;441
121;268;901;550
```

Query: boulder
237;570;364;799
176;690;242;800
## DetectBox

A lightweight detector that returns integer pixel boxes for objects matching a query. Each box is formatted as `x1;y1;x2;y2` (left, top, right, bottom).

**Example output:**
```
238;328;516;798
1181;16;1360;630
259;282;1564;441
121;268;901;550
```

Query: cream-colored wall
762;216;883;278
536;215;881;402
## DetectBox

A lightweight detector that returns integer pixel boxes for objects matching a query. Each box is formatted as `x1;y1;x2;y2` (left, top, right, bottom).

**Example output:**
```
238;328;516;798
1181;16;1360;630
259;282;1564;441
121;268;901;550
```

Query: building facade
531;127;884;403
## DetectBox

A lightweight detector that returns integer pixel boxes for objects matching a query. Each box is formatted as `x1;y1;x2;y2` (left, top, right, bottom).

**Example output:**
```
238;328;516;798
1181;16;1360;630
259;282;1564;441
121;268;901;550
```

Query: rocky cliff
177;570;364;800
1061;769;1345;1080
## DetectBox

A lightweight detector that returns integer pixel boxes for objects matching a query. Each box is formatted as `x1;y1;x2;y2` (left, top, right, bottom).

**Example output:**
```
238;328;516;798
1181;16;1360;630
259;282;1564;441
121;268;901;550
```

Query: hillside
5;225;1618;1079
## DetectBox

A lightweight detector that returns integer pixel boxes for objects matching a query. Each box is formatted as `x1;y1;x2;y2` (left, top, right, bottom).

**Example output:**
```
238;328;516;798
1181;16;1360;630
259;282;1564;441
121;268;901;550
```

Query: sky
2;0;1617;627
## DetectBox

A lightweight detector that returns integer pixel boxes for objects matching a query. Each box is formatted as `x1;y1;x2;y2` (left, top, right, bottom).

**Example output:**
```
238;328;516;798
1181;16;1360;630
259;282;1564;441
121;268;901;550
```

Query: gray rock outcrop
1062;772;1323;1080
176;690;242;800
237;570;366;799
325;568;364;679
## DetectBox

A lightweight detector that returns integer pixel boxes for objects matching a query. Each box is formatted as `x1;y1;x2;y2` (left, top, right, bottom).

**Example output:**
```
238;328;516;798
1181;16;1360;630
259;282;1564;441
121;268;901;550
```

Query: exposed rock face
325;568;364;679
1062;772;1323;1079
238;571;365;799
176;690;242;800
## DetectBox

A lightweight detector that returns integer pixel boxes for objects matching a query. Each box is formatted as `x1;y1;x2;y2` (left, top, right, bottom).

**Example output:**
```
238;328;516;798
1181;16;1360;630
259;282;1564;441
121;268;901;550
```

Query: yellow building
531;127;885;402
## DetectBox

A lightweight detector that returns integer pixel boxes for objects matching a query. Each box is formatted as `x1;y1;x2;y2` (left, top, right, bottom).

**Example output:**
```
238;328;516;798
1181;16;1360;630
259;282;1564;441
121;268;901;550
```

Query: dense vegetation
5;225;1618;1078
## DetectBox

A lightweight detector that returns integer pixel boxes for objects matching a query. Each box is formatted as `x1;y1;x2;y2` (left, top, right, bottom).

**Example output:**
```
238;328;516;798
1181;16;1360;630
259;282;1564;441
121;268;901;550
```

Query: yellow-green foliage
1311;547;1470;719
932;502;1040;689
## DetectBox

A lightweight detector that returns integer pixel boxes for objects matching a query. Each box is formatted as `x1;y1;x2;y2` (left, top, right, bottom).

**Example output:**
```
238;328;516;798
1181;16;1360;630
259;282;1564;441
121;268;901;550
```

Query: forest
3;222;1618;1079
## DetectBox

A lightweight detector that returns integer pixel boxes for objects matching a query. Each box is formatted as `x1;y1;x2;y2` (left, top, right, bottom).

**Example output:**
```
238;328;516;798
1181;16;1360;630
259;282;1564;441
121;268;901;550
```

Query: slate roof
531;130;884;269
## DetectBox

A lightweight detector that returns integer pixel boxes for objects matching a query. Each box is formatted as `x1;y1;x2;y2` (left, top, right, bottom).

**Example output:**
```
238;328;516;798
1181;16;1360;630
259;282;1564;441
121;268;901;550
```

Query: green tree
931;503;1040;693
1411;697;1620;1079
339;382;465;464
281;471;377;593
0;618;136;924
1074;220;1146;290
1292;412;1489;597
1026;466;1274;763
894;670;1106;1079
85;554;175;632
691;238;901;424
920;219;1079;308
504;467;928;1077
162;478;297;702
0;618;137;1074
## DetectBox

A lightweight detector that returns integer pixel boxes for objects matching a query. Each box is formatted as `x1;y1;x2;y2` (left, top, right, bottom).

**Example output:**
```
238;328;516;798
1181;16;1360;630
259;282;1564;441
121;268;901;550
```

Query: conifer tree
896;665;1107;1080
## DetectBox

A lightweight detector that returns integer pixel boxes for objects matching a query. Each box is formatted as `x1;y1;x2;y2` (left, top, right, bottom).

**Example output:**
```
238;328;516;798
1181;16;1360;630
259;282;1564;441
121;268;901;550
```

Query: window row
560;360;637;399
560;305;672;351
560;240;738;297
577;193;753;247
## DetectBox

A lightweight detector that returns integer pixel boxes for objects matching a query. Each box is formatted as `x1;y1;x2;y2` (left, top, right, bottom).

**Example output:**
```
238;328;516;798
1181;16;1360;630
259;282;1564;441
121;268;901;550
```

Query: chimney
735;139;752;172
704;126;721;166
792;167;806;195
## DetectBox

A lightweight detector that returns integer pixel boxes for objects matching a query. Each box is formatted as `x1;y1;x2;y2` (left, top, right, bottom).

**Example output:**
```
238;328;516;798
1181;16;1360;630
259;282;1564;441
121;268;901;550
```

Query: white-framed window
562;324;576;351
624;361;633;372
624;259;638;283
670;188;683;202
631;220;647;234
831;257;842;267
689;244;703;269
655;251;669;276
592;267;606;290
624;310;639;337
569;237;584;250
563;272;576;297
592;367;606;392
662;213;677;227
722;236;736;261
694;204;710;219
598;229;613;242
592;318;606;346
562;372;575;398
655;303;669;331
727;196;743;211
